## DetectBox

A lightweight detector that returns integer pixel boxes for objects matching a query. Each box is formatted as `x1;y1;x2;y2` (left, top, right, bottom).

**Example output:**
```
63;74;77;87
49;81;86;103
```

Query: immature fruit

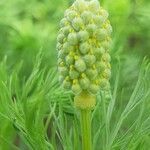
57;0;112;95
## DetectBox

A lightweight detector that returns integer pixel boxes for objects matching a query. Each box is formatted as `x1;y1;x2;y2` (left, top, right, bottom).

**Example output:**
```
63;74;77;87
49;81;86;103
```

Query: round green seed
69;69;80;79
79;77;90;90
62;80;71;89
77;30;89;42
79;42;90;54
86;68;98;79
72;18;84;31
72;83;82;95
65;55;74;65
88;83;99;95
86;24;97;36
75;58;86;72
60;18;68;27
57;34;65;44
68;33;78;45
95;29;107;41
59;67;68;76
84;54;96;66
81;11;92;24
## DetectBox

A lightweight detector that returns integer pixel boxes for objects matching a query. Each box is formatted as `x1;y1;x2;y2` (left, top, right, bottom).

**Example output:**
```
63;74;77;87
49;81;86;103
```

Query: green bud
75;58;86;72
57;34;65;44
62;79;71;89
62;42;70;54
79;42;90;54
88;0;100;13
58;50;65;59
100;79;110;90
68;33;78;45
86;68;98;80
86;24;97;36
99;62;107;71
72;83;82;95
94;47;105;57
73;0;86;13
56;43;62;51
62;26;71;36
88;83;99;95
72;18;84;31
59;67;68;76
106;24;113;35
101;41;111;50
60;18;68;27
66;10;77;21
81;11;92;24
101;9;109;20
79;76;90;90
95;29;107;41
96;62;106;72
102;53;111;62
93;15;105;25
77;30;89;42
84;54;96;66
69;69;79;79
65;55;74;65
103;69;111;79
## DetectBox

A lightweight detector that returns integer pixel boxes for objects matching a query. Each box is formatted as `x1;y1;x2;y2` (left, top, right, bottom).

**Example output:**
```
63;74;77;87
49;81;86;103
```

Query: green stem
80;109;92;150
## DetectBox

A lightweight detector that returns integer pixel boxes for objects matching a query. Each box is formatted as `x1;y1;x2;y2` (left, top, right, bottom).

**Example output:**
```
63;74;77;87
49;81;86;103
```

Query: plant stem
74;92;95;150
80;109;92;150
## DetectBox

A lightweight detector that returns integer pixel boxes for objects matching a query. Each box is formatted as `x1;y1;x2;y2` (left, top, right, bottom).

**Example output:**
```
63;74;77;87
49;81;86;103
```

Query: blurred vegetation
0;0;150;149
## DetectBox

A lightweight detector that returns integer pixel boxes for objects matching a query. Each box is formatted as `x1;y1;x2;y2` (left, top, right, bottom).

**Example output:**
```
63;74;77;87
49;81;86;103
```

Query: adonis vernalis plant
57;0;112;149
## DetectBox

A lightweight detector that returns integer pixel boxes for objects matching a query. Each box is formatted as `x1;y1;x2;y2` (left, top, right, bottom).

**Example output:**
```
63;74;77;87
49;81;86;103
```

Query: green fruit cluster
57;0;112;95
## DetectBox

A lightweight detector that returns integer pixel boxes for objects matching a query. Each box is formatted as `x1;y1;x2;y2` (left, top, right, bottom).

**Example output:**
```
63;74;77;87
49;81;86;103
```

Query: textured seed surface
57;0;112;95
